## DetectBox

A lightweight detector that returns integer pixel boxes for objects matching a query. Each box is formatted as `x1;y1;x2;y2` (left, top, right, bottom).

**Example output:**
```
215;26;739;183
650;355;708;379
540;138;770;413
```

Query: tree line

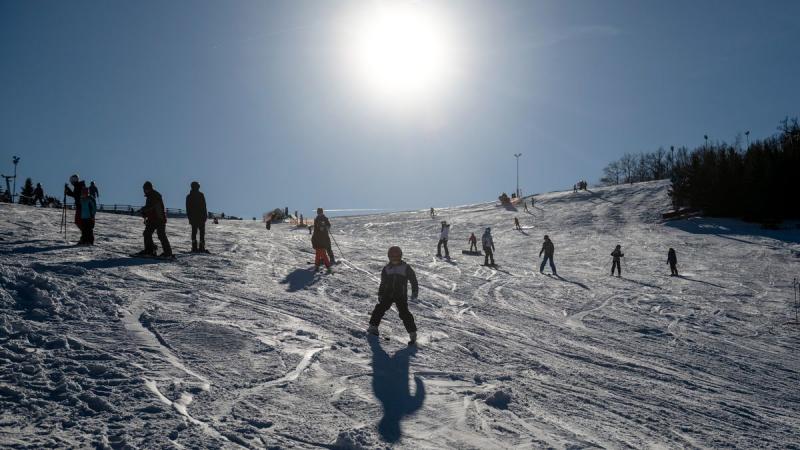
600;117;800;222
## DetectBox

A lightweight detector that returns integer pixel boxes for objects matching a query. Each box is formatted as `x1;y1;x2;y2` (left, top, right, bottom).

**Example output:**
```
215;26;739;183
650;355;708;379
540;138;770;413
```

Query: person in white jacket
436;221;450;258
482;227;495;266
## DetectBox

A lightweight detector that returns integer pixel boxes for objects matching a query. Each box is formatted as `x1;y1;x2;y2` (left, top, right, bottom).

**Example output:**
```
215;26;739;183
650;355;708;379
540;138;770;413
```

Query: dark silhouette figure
136;181;172;257
539;235;556;275
88;181;99;199
64;174;86;236
481;228;495;266
185;181;208;252
611;244;624;277
312;207;333;270
468;233;477;252
368;336;425;443
368;246;418;342
514;217;521;231
667;248;678;276
33;183;44;206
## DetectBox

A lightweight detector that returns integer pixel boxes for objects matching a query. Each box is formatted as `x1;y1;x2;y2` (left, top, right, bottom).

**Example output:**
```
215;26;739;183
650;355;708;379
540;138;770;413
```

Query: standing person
89;181;99;200
667;248;679;276
514;217;522;231
539;235;557;275
481;227;495;266
312;207;334;269
33;183;45;206
468;233;478;253
430;207;435;218
367;246;418;345
436;221;450;258
135;181;173;257
611;244;624;277
185;181;208;253
79;187;97;245
523;199;528;212
64;174;87;238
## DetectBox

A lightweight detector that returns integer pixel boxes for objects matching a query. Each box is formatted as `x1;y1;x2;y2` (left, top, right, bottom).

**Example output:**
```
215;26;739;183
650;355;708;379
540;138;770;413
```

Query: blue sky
2;0;798;218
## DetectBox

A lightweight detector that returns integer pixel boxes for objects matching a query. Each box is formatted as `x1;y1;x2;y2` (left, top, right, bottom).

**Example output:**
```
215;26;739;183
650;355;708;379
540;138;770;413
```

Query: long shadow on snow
677;275;729;290
369;336;425;443
1;244;77;255
549;274;590;290
76;257;164;269
280;268;318;292
665;217;800;245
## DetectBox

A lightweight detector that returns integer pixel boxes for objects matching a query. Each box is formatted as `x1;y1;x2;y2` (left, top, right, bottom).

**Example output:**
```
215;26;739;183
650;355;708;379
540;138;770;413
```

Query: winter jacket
311;214;331;249
141;190;167;225
440;225;450;240
611;249;624;261
378;262;419;301
65;181;86;218
33;186;43;199
80;197;97;220
539;239;554;257
481;231;494;250
185;189;208;225
667;249;677;264
468;235;477;244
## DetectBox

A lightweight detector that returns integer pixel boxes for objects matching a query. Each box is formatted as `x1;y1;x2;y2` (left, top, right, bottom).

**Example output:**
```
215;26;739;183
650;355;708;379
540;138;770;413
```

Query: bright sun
344;3;457;106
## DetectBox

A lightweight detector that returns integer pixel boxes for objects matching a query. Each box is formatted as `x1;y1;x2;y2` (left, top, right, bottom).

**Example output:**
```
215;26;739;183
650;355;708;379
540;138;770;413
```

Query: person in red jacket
135;181;173;257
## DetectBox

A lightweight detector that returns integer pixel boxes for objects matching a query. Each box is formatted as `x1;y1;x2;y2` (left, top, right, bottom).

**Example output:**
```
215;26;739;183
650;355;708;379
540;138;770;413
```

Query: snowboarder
89;181;99;200
312;207;333;270
482;227;495;266
430;207;435;218
611;244;624;277
78;187;97;245
185;181;208;252
468;233;478;253
667;248;678;276
514;217;522;231
64;174;87;238
539;235;556;275
135;181;173;257
368;246;418;344
436;221;450;258
33;183;44;206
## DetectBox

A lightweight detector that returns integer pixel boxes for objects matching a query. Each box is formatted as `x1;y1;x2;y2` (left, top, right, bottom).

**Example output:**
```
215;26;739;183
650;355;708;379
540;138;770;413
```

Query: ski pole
61;193;68;241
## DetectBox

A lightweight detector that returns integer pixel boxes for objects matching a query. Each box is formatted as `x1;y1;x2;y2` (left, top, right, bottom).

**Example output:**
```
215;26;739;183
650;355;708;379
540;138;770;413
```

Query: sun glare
344;3;457;107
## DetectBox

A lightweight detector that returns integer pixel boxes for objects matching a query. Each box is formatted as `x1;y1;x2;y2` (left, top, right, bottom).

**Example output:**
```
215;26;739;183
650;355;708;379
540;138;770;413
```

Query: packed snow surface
1;180;799;449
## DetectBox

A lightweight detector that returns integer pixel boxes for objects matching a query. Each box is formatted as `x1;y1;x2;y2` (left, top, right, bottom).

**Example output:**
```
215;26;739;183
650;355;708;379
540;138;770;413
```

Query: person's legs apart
395;298;417;333
369;298;394;328
156;224;172;255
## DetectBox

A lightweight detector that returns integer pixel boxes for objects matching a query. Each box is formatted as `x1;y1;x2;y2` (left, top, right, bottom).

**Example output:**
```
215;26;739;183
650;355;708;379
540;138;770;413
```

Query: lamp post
704;135;708;148
513;153;522;198
745;130;750;149
12;156;19;203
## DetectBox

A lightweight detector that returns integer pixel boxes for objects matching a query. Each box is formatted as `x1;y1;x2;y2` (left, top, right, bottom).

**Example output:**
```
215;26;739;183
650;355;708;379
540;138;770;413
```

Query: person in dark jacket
313;208;336;264
136;181;172;257
78;187;97;245
539;235;556;275
312;208;333;271
368;246;418;344
667;248;678;276
33;183;45;206
64;174;87;237
468;233;478;253
611;244;624;277
185;181;208;252
482;228;495;266
88;181;99;200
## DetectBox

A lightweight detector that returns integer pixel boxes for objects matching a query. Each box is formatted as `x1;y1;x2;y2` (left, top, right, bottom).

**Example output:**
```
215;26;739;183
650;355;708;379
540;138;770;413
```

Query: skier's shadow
368;336;425;443
280;268;317;292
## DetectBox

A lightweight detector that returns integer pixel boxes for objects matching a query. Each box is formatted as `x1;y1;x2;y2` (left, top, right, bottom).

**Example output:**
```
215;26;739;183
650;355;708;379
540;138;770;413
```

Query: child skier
468;233;478;253
368;246;418;345
611;244;624;277
79;187;97;245
667;248;678;276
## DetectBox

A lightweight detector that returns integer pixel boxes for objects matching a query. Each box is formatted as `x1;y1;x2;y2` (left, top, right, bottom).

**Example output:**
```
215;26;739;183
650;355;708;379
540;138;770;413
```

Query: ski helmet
317;207;323;214
387;246;402;259
69;174;79;184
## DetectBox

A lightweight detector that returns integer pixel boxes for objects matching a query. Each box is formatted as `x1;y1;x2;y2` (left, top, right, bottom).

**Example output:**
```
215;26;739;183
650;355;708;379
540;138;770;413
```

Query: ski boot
408;332;417;346
134;249;157;257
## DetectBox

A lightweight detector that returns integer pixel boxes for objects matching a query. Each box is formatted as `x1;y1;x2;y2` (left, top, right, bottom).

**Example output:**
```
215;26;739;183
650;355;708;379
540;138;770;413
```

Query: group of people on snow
573;180;588;192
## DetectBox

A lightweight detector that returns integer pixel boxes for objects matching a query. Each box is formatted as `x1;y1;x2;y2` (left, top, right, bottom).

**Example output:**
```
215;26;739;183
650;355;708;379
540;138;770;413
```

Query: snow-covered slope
1;180;798;449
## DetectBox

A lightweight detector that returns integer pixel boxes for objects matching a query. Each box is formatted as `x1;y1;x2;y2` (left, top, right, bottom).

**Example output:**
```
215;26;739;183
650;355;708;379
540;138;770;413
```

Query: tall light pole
745;130;750;149
513;153;522;198
12;156;19;203
704;135;708;148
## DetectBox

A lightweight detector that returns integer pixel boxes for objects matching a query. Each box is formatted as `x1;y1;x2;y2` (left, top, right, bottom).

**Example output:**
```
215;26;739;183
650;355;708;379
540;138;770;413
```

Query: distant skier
514;217;522;231
611;244;624;277
135;181;173;257
89;181;99;200
667;248;679;276
436;221;450;258
312;208;333;271
78;187;97;245
33;183;44;206
523;199;528;212
430;207;435;218
468;233;478;253
573;184;578;193
482;227;495;266
539;235;556;275
368;246;418;345
185;181;208;252
64;174;87;238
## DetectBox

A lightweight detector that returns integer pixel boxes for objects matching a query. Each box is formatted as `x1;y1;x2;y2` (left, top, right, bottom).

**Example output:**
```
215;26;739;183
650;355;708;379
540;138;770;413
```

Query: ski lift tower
513;153;522;198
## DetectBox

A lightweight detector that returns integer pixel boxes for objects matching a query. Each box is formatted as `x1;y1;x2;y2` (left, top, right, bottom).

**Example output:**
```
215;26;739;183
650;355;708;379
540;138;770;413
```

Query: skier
539;235;556;275
430;207;435;218
33;183;44;206
468;233;478;253
78;187;97;245
312;208;333;271
482;227;495;266
135;181;173;257
436;221;450;258
523;199;528;212
514;217;522;231
367;246;418;345
89;181;99;200
610;244;624;277
185;181;208;252
64;174;87;238
667;248;679;276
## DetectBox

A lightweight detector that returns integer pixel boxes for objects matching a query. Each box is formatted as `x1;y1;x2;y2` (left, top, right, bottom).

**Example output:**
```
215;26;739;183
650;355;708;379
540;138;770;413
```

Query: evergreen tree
19;178;34;205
